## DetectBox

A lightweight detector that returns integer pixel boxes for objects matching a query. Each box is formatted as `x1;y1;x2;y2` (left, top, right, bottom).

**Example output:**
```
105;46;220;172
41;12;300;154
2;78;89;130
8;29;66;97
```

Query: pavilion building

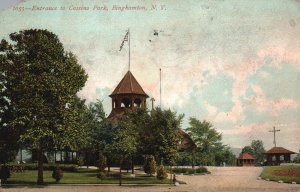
264;147;296;166
237;153;255;166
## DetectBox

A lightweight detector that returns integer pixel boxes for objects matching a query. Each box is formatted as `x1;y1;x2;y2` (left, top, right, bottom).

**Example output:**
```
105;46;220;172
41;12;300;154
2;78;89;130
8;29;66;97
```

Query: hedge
3;163;78;172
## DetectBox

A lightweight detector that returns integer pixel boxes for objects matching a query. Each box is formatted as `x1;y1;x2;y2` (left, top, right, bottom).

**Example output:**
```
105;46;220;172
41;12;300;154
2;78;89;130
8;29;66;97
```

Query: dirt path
176;167;300;192
1;167;300;192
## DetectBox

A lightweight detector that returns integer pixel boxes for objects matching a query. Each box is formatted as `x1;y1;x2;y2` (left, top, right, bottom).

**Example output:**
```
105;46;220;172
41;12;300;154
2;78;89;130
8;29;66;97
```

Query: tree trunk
37;147;44;185
131;156;134;174
119;158;123;186
60;151;63;162
20;148;23;163
86;151;89;169
192;150;195;170
107;157;110;172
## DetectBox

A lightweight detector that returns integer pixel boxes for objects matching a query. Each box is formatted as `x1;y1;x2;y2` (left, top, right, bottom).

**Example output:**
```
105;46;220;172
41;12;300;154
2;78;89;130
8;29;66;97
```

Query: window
121;98;131;107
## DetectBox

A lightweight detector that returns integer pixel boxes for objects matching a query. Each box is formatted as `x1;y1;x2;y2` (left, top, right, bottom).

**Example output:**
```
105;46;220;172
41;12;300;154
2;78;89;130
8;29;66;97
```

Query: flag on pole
119;30;129;51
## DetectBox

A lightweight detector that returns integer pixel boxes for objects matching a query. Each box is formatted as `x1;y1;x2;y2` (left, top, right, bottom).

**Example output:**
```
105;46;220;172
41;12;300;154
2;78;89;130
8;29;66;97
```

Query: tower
108;71;149;119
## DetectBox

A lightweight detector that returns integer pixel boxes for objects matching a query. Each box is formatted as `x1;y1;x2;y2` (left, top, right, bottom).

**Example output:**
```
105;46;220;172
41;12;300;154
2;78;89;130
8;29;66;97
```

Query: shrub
172;167;208;175
156;165;168;180
4;164;24;173
18;163;77;171
97;154;107;172
0;165;11;183
196;166;208;173
96;171;107;180
52;166;63;183
188;169;195;174
143;156;156;176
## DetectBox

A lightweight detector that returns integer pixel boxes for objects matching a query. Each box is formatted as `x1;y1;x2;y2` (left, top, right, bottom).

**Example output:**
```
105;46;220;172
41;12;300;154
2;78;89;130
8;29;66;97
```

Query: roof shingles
110;71;148;97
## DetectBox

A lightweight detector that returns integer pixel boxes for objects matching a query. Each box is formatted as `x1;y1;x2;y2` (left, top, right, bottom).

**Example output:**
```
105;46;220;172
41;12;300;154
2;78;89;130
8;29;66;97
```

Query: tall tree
104;113;137;186
241;146;254;155
143;108;183;165
0;29;88;184
250;140;265;165
186;118;223;166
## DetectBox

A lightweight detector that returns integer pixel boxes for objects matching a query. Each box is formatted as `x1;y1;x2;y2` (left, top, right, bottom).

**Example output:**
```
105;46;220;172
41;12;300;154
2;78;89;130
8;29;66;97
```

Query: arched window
121;98;131;108
134;98;142;107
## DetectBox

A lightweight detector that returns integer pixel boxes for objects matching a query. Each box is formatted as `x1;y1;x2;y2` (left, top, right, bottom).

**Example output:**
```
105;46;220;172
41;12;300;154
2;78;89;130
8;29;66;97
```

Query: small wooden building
264;147;295;166
237;153;255;166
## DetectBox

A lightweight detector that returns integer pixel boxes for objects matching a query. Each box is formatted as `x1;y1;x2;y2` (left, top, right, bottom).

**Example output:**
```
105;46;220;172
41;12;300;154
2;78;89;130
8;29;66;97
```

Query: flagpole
160;68;162;108
128;29;130;71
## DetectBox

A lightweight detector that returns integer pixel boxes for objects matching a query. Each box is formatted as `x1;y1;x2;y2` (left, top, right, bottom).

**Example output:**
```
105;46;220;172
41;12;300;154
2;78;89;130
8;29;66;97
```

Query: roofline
109;93;149;98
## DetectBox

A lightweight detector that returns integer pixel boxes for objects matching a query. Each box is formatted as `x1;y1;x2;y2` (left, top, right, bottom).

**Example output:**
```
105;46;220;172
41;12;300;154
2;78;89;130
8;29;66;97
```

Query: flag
119;30;129;51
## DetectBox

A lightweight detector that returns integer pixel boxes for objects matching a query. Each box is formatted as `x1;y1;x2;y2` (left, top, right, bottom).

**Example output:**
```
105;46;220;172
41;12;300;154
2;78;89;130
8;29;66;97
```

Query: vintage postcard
0;0;299;191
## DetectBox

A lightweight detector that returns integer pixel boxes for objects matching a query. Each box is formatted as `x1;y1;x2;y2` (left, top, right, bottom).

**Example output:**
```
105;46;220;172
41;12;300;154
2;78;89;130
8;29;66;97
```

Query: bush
172;167;208;175
188;169;195;174
52;166;63;183
3;164;24;173
96;171;107;180
196;166;208;173
156;165;168;180
0;165;11;183
17;163;77;171
143;156;156;176
97;154;107;172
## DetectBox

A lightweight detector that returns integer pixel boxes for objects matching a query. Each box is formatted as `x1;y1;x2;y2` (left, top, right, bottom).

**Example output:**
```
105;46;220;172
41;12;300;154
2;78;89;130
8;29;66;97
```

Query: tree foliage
241;140;265;165
0;29;88;184
143;156;156;176
250;140;265;165
140;108;183;165
187;118;222;165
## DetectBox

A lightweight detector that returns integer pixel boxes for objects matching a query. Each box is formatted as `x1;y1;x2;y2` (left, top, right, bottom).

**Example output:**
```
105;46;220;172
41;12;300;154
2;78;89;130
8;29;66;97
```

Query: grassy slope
260;166;300;184
6;169;172;185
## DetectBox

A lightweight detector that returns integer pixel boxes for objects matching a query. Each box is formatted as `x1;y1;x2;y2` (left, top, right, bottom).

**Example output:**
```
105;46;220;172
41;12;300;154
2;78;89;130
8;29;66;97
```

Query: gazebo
264;147;295;166
237;153;255;166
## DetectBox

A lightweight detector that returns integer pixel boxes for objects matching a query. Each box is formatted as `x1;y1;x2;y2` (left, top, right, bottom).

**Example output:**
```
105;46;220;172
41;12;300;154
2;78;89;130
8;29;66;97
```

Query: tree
250;140;265;165
186;118;223;166
293;152;300;163
141;108;182;165
0;29;88;184
241;146;254;155
78;100;107;167
104;113;137;186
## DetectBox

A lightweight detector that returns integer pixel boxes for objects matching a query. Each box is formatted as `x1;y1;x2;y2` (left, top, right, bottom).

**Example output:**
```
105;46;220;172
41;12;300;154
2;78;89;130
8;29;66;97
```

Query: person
173;174;176;185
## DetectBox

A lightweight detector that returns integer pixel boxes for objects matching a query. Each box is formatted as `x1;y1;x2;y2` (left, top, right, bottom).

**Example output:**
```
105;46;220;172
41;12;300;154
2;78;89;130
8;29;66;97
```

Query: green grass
5;168;174;185
260;166;300;184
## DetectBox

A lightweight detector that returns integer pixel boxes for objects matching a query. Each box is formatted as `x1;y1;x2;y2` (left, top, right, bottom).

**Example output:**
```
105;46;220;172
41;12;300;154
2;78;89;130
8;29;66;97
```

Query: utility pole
269;126;280;147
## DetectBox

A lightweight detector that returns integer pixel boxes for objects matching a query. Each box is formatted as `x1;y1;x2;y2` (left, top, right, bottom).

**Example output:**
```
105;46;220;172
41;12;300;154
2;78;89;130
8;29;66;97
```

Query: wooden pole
128;29;130;71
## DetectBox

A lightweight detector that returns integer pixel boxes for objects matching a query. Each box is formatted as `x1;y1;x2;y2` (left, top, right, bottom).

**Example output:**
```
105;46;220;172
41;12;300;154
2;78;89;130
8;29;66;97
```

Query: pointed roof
264;147;295;154
237;153;255;160
110;71;148;97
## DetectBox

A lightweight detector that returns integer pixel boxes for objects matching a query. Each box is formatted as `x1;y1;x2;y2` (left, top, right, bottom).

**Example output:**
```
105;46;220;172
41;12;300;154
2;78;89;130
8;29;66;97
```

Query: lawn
260;165;300;184
6;168;174;185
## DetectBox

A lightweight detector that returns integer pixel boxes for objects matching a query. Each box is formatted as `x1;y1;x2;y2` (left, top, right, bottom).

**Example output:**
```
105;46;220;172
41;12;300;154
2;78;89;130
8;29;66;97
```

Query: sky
1;0;300;152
